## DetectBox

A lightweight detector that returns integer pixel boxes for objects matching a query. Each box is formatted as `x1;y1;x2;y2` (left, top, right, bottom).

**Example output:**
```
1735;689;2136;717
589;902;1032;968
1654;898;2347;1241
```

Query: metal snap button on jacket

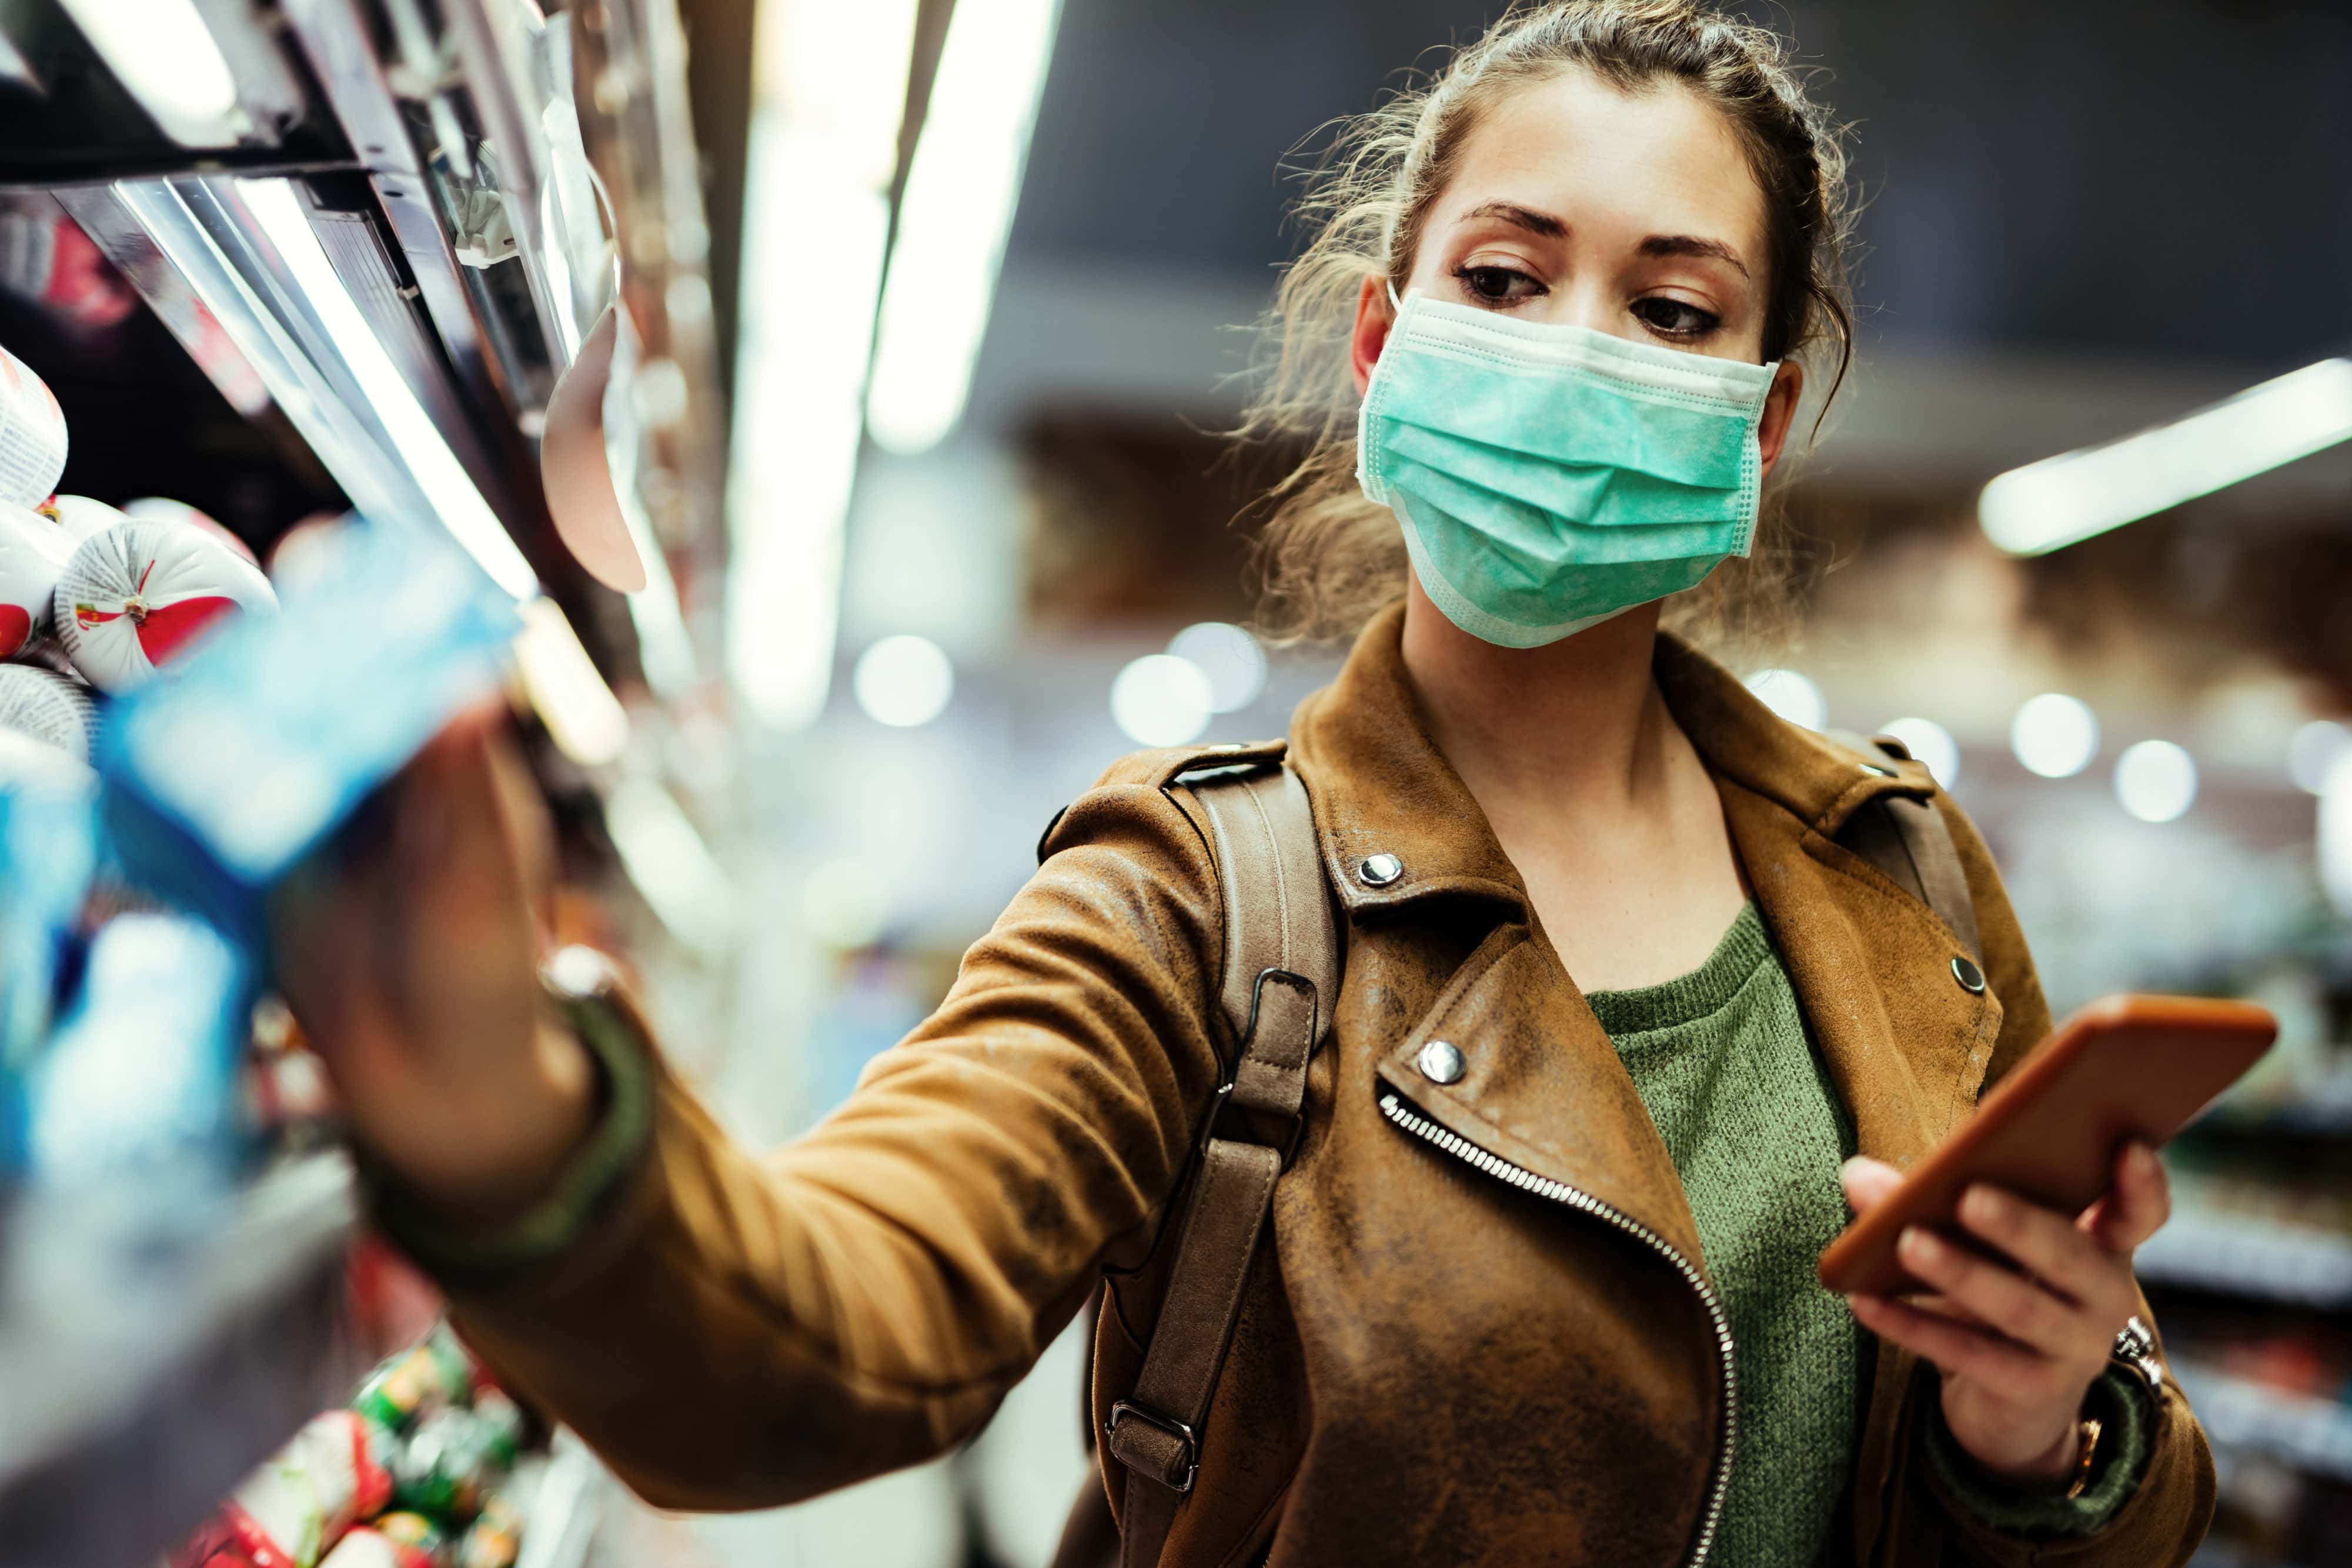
1357;852;1404;887
1951;955;1987;994
1416;1039;1465;1085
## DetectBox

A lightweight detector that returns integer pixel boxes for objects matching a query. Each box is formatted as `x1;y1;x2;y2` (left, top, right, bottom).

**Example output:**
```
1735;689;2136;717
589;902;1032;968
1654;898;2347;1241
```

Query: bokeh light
1168;621;1267;714
852;635;954;728
2114;740;2198;823
1746;668;1826;731
1111;654;1212;746
2010;693;2100;778
1879;716;1961;786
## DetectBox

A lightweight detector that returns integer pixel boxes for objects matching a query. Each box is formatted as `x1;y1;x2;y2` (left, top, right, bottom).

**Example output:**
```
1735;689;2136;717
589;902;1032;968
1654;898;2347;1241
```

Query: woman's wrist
376;1014;599;1227
1967;1413;2084;1490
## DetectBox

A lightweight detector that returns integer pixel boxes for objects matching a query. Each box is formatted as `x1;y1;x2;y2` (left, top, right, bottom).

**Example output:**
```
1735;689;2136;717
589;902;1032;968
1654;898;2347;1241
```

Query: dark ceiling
1007;0;2352;369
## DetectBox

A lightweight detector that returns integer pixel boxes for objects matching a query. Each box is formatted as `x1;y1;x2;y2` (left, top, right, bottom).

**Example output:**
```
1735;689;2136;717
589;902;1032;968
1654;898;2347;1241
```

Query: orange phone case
1816;994;2277;1298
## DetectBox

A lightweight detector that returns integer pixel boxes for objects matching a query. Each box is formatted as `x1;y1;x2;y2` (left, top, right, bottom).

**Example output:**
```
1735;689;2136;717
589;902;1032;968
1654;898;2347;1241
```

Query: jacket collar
1287;601;1932;917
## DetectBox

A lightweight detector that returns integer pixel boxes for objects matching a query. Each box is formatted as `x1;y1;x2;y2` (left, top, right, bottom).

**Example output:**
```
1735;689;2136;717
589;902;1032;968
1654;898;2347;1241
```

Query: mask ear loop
1386;280;1402;312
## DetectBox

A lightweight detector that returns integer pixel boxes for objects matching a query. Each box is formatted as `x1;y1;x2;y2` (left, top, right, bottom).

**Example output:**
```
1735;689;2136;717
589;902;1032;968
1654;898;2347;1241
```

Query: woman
280;4;2214;1564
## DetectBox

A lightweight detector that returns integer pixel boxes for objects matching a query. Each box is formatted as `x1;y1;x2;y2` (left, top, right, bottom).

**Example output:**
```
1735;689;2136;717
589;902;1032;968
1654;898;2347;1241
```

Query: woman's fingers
1849;1291;2047;1387
2084;1142;2171;1253
1840;1155;1905;1213
1896;1225;2080;1358
1956;1183;2109;1308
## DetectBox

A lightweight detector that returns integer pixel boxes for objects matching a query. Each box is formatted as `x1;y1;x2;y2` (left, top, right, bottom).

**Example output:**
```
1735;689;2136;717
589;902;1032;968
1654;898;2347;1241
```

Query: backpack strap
1828;731;1983;966
1104;760;1337;1568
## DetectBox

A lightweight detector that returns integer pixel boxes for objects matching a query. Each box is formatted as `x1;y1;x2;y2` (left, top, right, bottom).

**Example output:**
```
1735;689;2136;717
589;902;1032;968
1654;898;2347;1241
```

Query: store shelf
2175;1362;2352;1483
2137;1208;2352;1310
0;1154;360;1568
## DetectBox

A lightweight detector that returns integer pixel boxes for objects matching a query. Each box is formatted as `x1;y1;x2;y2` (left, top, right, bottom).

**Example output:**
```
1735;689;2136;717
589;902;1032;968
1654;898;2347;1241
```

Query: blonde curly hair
1238;0;1855;652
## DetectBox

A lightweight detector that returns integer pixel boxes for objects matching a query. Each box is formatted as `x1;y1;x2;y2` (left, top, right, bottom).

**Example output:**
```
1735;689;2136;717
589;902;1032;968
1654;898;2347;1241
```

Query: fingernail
1899;1225;1937;1261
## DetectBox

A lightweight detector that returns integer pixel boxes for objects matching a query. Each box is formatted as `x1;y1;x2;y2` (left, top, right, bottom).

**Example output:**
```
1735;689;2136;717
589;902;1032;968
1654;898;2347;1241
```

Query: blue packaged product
96;517;521;945
0;777;98;1070
19;911;252;1186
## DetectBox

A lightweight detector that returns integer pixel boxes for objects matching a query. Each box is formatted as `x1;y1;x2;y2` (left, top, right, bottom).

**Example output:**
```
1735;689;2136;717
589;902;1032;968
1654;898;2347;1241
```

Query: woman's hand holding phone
1839;1143;2172;1486
270;704;594;1225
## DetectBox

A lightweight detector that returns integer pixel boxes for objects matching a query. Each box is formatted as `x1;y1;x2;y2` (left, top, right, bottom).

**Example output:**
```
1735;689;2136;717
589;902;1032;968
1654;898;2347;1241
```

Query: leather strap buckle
1200;968;1316;1168
1104;1399;1199;1493
1197;1080;1305;1168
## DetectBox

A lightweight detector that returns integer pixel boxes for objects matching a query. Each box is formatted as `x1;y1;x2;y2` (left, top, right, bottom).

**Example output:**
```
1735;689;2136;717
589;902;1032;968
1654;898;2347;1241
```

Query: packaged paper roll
0;343;65;509
0;725;94;795
55;519;276;690
43;493;125;543
0;499;79;653
127;494;262;565
0;663;95;760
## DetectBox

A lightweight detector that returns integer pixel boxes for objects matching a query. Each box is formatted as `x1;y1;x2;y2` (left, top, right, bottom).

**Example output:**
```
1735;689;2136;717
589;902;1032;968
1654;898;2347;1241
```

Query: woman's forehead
1438;69;1768;263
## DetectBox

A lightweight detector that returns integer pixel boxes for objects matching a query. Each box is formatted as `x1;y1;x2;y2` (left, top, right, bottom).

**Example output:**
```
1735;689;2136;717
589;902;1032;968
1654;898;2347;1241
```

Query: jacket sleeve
390;755;1231;1512
1911;796;2218;1567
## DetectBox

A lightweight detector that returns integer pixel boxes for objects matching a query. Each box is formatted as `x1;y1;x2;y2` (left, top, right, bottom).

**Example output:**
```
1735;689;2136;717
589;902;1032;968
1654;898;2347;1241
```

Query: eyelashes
1451;263;1724;342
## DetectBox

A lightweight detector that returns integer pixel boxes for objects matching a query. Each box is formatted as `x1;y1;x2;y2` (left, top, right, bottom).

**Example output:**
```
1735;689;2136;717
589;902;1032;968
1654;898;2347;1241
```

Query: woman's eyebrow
1462;200;1567;239
1641;234;1750;278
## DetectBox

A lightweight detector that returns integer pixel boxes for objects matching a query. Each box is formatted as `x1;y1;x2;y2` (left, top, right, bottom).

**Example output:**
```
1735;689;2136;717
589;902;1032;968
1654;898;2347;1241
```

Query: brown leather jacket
434;607;2214;1566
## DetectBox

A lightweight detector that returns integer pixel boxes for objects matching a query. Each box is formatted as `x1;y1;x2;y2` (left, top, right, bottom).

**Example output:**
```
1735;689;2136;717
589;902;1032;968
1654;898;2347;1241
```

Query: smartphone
1816;994;2277;1298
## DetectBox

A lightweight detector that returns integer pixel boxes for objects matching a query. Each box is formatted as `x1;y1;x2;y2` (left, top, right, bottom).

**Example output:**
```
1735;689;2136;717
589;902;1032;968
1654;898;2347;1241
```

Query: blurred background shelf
2175;1362;2352;1484
0;1153;359;1568
2138;1209;2352;1310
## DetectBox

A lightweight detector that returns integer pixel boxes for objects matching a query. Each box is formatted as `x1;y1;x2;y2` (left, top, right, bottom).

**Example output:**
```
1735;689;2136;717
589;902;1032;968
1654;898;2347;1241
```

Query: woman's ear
1349;274;1394;396
1756;360;1807;485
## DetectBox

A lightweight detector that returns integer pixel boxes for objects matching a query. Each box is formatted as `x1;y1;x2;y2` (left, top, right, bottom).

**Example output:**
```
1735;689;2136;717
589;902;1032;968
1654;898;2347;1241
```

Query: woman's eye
1454;265;1544;306
1632;297;1720;337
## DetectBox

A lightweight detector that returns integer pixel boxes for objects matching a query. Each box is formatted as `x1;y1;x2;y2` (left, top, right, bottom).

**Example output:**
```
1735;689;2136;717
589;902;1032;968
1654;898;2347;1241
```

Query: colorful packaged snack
317;1527;437;1568
352;1335;472;1434
467;1388;524;1469
372;1511;450;1564
453;1495;520;1568
173;1411;395;1568
391;1409;513;1523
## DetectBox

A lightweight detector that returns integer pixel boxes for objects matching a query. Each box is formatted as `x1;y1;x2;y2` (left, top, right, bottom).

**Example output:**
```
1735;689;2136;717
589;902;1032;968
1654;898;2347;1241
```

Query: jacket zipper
1378;1091;1738;1568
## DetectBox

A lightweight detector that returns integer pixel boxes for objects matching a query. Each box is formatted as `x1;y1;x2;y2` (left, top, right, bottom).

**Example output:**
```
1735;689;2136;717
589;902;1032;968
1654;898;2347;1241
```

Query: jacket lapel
1291;605;2006;1278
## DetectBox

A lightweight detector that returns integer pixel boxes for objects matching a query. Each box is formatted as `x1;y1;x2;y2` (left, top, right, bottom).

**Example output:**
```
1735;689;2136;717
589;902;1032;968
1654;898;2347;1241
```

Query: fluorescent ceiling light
1981;357;2352;556
724;0;920;729
604;776;736;955
58;0;245;148
238;179;540;600
513;597;630;767
864;0;1065;453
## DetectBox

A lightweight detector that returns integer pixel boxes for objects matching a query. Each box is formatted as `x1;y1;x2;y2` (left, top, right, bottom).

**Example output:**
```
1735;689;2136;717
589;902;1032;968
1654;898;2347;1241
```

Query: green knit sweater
1586;902;2149;1565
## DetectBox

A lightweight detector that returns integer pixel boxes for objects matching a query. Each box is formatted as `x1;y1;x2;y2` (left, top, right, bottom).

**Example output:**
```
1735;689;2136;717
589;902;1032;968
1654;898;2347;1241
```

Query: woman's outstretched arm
275;713;1230;1510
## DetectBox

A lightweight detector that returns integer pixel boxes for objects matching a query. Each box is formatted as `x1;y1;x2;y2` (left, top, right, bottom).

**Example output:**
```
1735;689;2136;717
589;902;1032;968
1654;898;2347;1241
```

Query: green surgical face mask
1357;287;1780;648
